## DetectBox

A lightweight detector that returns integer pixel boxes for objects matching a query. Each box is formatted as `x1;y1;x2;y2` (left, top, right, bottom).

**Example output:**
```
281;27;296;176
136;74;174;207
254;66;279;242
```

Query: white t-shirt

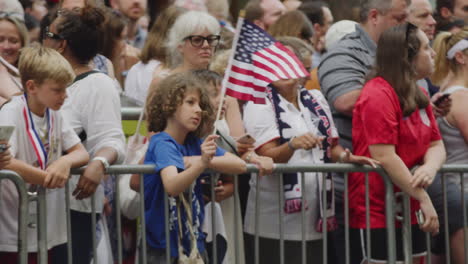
124;60;160;106
0;96;80;252
62;72;126;213
243;89;338;241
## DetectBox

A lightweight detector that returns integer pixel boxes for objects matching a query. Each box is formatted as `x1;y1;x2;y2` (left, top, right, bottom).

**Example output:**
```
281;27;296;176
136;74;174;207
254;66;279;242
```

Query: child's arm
161;135;218;196
44;143;89;188
5;159;48;185
209;151;247;175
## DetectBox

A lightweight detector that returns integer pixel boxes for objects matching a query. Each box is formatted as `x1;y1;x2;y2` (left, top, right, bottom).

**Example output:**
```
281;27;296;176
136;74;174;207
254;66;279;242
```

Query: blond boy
0;45;89;261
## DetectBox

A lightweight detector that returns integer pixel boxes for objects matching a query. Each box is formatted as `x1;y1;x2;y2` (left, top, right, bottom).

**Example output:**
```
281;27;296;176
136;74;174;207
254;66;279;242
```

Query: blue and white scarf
267;85;336;231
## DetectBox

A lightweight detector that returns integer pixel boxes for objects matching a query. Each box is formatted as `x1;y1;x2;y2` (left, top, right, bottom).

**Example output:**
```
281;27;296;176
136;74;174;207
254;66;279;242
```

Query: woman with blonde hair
432;28;468;264
0;14;29;105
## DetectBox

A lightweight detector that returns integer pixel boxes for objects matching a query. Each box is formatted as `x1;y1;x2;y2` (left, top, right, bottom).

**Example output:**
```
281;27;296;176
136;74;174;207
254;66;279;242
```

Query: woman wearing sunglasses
0;12;29;105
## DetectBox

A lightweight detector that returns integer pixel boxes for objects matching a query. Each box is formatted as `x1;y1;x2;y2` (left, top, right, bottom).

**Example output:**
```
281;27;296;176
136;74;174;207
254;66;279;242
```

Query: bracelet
338;151;347;163
245;151;254;163
287;136;297;150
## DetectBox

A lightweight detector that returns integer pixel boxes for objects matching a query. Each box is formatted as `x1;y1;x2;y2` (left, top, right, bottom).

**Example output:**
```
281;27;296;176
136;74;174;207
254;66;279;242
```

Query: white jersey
0;95;80;252
61;71;126;213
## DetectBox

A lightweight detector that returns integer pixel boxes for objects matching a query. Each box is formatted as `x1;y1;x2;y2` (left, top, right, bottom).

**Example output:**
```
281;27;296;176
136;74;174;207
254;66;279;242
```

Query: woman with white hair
149;10;221;88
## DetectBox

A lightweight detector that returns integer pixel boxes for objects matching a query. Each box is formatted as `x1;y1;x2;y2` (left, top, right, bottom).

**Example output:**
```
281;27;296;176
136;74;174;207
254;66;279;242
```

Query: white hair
166;10;220;66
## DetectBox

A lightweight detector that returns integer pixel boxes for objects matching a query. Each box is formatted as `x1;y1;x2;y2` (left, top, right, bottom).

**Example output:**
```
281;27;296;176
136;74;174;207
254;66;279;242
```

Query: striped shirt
318;24;376;150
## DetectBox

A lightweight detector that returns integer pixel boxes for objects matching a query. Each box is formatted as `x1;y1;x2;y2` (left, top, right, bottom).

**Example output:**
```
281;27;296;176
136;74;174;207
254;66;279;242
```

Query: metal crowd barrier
7;163;468;264
0;170;29;264
7;107;465;263
21;164;397;264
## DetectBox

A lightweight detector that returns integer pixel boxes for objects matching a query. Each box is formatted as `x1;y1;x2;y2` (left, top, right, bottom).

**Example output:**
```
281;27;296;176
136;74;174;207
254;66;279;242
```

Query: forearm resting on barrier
73;147;118;199
369;144;439;234
209;152;246;175
6;158;48;185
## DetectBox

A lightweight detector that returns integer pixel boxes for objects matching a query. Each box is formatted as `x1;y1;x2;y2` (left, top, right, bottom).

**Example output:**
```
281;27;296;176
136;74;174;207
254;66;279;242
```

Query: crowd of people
0;0;467;263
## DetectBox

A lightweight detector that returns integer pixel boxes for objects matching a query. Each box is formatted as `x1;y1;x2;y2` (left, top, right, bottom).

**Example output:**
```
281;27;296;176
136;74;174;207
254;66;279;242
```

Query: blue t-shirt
143;132;226;257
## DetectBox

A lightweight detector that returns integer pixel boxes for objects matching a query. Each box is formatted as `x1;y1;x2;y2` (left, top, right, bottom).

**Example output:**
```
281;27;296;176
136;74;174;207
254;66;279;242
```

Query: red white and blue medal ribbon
21;94;53;170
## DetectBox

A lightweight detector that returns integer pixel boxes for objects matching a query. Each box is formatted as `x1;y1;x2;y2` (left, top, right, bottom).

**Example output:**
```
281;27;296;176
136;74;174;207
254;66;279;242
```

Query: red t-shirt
349;77;441;228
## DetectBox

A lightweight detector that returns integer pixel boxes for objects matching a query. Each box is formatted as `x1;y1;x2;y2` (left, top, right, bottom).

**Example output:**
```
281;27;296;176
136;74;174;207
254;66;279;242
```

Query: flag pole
212;10;246;135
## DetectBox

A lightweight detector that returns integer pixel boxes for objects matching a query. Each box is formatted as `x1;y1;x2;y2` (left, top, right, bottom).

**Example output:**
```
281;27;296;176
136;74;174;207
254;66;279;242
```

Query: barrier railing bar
365;172;371;263
139;173;147;264
37;187;47;264
322;172;328;264
442;175;450;264
254;173;260;264
0;171;29;264
402;193;412;264
301;172;306;264
65;181;73;264
344;172;350;264
115;175;123;264
279;173;284;264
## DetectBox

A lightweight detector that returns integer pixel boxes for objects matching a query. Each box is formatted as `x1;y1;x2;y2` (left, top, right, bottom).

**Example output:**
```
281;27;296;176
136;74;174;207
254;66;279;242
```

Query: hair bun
80;6;105;28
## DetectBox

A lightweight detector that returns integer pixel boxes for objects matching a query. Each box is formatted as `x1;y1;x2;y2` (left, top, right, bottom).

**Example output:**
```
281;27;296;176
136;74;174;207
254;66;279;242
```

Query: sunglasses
184;35;221;48
44;26;63;40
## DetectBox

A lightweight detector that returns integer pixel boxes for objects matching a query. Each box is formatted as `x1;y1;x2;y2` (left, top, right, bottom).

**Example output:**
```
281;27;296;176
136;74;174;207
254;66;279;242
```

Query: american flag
223;18;309;104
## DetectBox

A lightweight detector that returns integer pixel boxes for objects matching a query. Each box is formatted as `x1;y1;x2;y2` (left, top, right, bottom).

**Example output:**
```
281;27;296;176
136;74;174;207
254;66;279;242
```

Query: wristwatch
92;156;110;170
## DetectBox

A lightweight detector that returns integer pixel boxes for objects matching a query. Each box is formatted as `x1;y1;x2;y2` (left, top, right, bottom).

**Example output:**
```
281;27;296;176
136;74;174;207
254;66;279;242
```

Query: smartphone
0;126;14;142
416;210;425;225
433;93;450;107
237;134;256;145
0;126;14;153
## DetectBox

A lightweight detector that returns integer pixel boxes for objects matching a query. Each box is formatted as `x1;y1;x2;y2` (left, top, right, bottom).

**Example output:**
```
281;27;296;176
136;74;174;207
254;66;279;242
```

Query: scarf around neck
267;85;336;232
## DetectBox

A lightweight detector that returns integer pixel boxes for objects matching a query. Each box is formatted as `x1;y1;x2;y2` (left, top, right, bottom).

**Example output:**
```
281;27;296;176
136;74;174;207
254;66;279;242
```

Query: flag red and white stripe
222;18;309;104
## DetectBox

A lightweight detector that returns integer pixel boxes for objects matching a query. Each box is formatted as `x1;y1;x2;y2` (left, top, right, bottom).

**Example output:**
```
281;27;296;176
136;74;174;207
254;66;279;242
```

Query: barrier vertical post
91;194;97;264
402;193;412;264
254;173;260;264
115;175;123;264
139;174;147;264
322;173;328;264
381;169;396;264
37;187;47;264
365;172;371;262
279;173;285;264
442;175;450;264
344;172;350;264
65;181;73;264
301;172;306;264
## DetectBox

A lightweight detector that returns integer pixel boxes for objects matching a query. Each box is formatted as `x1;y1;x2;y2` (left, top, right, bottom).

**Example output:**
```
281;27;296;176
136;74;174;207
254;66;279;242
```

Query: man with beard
110;0;147;49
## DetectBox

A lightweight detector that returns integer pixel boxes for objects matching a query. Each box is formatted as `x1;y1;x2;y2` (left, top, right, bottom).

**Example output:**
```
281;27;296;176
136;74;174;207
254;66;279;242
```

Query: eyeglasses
0;11;25;23
44;26;63;40
184;35;221;48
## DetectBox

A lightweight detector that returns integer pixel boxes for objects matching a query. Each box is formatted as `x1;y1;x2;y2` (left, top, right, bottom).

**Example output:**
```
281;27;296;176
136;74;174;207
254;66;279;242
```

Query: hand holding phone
0;126;14;153
433;93;450;107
